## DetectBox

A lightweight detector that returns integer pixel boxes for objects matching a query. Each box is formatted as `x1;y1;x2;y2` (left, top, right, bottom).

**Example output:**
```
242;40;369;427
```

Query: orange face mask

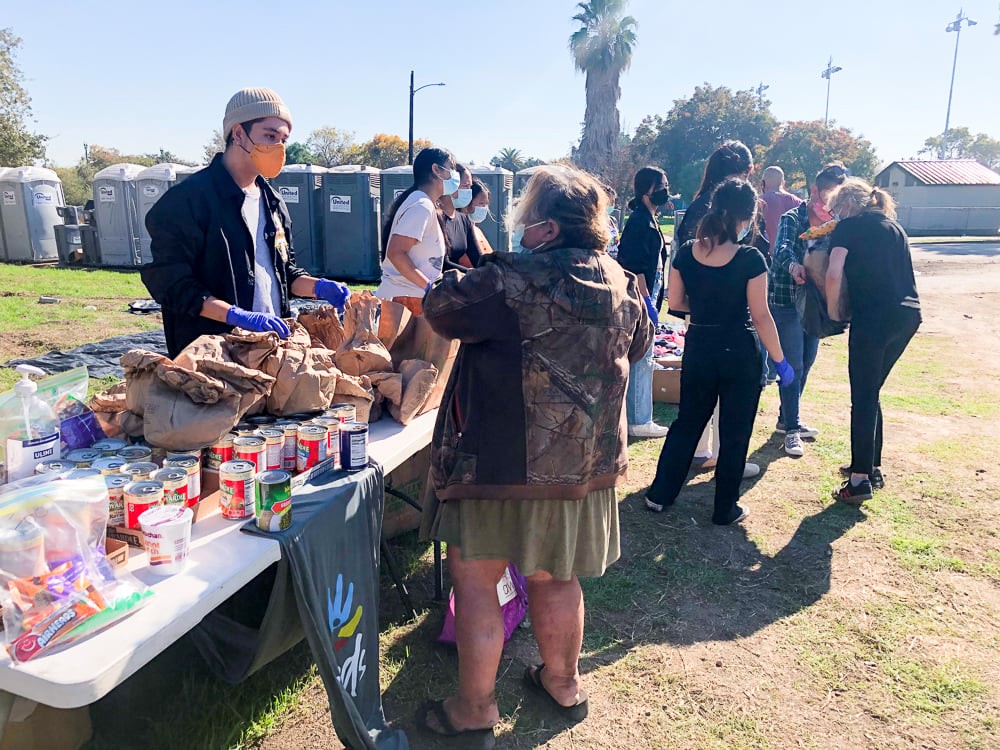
248;142;286;179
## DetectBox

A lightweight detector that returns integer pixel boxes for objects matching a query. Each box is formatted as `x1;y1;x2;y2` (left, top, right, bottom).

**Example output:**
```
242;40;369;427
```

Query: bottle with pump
1;365;61;484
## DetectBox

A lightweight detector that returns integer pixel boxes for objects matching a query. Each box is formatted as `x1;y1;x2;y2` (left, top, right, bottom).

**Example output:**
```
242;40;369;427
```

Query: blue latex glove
315;278;350;311
424;281;434;296
774;358;795;387
226;306;291;339
643;295;659;327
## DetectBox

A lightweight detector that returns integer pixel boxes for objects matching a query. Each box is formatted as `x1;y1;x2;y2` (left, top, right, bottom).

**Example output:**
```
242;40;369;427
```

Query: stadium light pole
942;9;977;158
821;57;842;126
408;71;445;165
755;81;770;107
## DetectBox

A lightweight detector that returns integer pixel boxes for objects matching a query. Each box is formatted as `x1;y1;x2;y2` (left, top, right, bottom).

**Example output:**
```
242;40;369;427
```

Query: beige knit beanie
223;87;293;139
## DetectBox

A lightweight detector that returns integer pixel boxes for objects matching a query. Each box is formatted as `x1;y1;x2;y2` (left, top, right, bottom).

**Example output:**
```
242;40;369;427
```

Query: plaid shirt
768;203;810;307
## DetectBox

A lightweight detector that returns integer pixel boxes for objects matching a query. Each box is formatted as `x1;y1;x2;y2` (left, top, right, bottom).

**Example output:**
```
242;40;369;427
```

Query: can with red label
233;436;266;475
312;417;341;469
255;428;284;471
326;403;358;423
125;480;164;529
296;424;327;473
206;433;235;470
163;454;201;507
273;421;299;472
151;468;189;505
339;422;369;472
121;461;158;482
219;460;256;520
105;473;129;526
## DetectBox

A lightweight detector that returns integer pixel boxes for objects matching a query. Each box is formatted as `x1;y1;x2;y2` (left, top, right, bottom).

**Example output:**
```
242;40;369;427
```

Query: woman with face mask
645;178;793;525
439;163;483;270
374;147;458;315
415;165;652;744
458;179;494;261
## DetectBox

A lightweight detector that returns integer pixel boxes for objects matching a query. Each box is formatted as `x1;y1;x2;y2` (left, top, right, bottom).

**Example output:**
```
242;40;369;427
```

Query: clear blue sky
7;0;999;169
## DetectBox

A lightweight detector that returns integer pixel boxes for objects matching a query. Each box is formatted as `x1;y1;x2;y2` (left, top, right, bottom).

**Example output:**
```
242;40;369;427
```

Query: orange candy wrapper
799;220;838;241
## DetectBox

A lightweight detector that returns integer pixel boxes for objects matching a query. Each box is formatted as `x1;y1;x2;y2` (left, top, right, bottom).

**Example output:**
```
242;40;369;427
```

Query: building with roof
874;159;1000;236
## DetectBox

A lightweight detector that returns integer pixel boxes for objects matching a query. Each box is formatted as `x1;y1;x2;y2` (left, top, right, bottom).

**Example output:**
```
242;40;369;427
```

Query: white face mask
511;220;548;253
471;205;488;224
452;189;472;209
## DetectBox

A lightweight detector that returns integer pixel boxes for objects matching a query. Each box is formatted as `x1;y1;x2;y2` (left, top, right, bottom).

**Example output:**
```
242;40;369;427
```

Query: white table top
0;410;436;708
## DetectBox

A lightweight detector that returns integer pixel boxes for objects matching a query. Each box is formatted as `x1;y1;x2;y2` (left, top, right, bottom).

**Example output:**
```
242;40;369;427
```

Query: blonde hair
830;176;897;220
511;165;610;251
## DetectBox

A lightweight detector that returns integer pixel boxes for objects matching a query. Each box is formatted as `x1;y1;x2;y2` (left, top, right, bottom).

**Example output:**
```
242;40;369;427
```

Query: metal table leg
384;486;445;601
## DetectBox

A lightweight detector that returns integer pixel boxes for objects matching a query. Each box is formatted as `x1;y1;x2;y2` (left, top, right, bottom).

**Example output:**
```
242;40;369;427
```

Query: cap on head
223;87;292;140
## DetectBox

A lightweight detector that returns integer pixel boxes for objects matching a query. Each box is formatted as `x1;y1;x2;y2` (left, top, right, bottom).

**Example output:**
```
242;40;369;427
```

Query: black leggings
648;328;762;524
848;307;921;475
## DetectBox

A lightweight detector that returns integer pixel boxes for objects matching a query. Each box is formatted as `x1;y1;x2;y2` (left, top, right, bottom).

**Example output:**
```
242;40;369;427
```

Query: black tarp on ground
3;329;167;379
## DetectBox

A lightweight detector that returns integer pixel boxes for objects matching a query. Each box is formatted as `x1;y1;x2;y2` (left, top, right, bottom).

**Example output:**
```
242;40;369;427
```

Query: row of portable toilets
0;161;545;280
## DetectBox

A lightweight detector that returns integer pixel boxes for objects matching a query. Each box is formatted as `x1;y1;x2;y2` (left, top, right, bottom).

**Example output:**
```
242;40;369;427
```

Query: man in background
760;166;803;256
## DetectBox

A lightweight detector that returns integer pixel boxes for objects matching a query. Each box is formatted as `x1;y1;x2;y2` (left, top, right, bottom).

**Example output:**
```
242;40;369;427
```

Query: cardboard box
106;537;129;568
0;702;92;750
383;445;431;539
653;357;683;404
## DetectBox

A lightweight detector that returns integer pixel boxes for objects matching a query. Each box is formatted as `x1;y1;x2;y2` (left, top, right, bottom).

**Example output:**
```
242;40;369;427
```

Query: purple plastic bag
438;563;529;644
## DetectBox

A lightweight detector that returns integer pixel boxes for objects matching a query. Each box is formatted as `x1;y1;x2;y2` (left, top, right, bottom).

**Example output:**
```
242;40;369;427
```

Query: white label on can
347;431;367;469
142;184;160;198
2;190;14;206
280;186;299;204
99;185;116;202
330;195;351;213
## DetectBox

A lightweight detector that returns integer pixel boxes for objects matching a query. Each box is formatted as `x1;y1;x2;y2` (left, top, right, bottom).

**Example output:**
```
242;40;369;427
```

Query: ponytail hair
627;166;667;210
695;177;758;253
695;140;753;198
829;177;897;221
381;146;454;255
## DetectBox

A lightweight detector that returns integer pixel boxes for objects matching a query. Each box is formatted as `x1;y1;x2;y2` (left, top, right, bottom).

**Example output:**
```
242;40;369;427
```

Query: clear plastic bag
0;475;152;663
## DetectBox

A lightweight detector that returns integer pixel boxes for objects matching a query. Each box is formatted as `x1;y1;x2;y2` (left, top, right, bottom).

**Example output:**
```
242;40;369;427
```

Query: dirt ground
240;241;999;750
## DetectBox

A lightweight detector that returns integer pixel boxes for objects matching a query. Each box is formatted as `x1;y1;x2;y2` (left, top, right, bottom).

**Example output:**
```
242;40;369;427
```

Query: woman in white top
375;147;459;315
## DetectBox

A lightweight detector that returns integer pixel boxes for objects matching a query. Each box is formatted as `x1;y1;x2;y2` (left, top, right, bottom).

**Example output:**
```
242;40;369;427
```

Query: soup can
92;457;127;475
296;424;327;473
312;417;341;469
219;460;256;520
206;433;235;470
35;459;76;475
326;403;358;423
255;428;284;471
339;422;369;473
273;421;299;472
121;461;159;482
125;480;164;529
256;470;292;532
233;436;266;475
163;454;201;507
247;415;276;427
91;438;127;457
234;422;257;437
117;445;153;464
65;448;101;468
151;468;189;505
105;473;130;526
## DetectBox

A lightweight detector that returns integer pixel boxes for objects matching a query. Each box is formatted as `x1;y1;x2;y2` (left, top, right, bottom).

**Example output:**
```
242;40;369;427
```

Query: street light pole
755;81;770;107
408;71;446;165
942;9;977;159
821;56;843;126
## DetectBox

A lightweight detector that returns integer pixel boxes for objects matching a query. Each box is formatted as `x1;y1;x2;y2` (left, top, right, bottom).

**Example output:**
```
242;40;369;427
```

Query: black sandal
415;699;496;749
522;663;589;721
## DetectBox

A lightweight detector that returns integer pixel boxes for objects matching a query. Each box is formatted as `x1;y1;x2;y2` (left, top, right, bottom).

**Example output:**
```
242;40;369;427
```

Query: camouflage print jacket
423;246;653;501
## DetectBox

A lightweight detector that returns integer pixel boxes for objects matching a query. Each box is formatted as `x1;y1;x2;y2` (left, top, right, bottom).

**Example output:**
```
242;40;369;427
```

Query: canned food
312;417;341;468
206;433;235;470
121;461;159;482
92;457;127;475
340;422;369;472
256;470;292;532
35;459;77;475
234;422;257;437
255;428;284;471
247;415;276;426
65;448;101;467
117;445;153;463
326;403;358;423
163;454;201;507
274;422;299;472
105;473;130;526
233;436;266;475
91;438;127;456
219;460;256;520
125;480;164;529
296;424;328;473
151;468;189;505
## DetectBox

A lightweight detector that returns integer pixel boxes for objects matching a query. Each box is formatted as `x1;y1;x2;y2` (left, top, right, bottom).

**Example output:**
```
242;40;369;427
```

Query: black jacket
616;204;665;291
141;153;308;357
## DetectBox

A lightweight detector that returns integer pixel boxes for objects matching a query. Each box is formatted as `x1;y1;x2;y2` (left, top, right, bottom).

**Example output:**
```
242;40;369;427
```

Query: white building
874;160;1000;236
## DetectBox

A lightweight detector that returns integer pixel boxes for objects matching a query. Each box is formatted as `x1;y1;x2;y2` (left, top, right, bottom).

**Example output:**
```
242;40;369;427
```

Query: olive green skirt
419;481;620;581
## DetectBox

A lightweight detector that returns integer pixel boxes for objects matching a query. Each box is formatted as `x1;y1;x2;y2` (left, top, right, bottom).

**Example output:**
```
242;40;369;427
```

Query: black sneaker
712;504;749;525
644;495;674;513
839;465;885;489
833;478;873;504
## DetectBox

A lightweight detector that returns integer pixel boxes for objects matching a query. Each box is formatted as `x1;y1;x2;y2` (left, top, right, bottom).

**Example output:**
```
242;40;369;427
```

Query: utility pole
408;71;445;165
942;9;977;158
755;82;770;107
821;57;843;126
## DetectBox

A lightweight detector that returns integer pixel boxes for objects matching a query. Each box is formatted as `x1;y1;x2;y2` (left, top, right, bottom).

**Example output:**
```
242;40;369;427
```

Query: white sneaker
784;431;805;457
743;462;760;479
628;421;669;438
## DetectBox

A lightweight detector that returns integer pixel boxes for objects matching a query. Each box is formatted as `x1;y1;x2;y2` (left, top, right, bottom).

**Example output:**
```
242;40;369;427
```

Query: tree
349;133;432;169
53;166;90;206
919;127;1000;169
203;129;226;164
651;84;778;199
764;120;878;193
569;0;638;174
306;126;356;167
285;142;315;165
0;28;46;166
489;147;545;172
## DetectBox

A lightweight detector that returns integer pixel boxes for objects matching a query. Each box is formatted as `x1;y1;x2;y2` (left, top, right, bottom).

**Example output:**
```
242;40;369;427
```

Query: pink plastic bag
437;564;528;644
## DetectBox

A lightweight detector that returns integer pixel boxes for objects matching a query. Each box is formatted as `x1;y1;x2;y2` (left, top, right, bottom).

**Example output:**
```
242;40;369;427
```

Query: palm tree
569;0;638;174
491;147;525;172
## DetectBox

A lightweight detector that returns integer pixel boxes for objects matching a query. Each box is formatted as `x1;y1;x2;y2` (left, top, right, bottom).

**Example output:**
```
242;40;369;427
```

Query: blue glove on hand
424;281;434;296
314;278;350;311
643;295;659;327
226;306;291;339
774;358;795;387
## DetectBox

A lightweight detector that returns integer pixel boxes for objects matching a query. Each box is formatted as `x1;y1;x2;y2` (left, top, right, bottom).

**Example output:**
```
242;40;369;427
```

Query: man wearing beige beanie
142;87;352;358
